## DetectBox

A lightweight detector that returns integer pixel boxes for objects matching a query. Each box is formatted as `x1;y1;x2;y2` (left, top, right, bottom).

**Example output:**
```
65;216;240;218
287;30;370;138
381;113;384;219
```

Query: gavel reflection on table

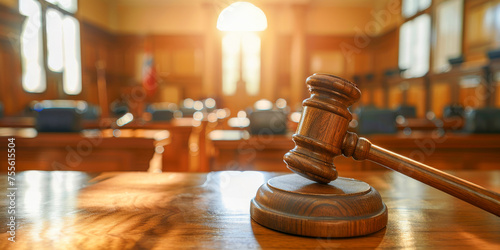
250;74;500;238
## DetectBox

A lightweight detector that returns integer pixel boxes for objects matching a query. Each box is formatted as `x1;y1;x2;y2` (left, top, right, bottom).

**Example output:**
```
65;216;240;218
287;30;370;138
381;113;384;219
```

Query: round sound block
250;174;387;238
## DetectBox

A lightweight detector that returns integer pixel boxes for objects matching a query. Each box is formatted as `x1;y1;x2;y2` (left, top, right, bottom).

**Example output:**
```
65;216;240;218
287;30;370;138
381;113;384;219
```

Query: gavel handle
367;144;500;216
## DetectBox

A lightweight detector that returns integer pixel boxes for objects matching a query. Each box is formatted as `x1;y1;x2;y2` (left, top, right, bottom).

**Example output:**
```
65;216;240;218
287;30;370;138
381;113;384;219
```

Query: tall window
19;0;81;95
402;0;431;18
217;2;267;96
399;0;432;78
433;0;463;73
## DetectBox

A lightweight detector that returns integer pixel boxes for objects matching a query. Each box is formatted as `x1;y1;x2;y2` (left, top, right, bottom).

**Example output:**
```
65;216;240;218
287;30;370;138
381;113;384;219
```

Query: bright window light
217;2;267;32
20;0;46;93
218;2;266;96
46;8;64;72
46;0;78;13
402;0;432;18
399;14;431;78
222;33;241;95
433;0;463;73
62;16;82;95
20;0;80;94
241;32;261;96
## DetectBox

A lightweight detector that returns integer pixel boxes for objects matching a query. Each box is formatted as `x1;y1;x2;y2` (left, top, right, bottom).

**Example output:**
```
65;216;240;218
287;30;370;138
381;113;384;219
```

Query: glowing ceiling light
217;2;267;32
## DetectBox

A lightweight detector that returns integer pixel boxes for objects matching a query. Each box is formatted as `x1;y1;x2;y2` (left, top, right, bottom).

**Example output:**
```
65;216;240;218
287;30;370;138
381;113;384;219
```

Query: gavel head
283;74;361;184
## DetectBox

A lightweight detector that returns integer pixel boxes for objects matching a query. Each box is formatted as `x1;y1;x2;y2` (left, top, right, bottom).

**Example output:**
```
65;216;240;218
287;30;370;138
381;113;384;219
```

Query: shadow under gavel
283;73;500;216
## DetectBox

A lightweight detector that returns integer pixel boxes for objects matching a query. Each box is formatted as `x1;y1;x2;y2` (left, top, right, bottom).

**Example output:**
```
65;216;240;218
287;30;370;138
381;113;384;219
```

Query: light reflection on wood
0;171;499;249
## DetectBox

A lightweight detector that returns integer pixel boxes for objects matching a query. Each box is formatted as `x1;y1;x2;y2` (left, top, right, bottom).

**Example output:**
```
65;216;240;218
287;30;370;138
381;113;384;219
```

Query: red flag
142;53;157;96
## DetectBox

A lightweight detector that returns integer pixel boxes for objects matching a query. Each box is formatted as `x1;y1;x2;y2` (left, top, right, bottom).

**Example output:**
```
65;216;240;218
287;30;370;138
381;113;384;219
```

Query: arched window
217;2;267;96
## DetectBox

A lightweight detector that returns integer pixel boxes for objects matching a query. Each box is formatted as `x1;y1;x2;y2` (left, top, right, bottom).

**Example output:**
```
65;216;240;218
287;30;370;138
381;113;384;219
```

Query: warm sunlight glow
221;32;262;96
217;2;267;32
46;8;64;72
62;16;82;95
399;14;431;78
47;0;78;13
241;32;261;95
218;2;266;96
20;0;46;93
222;33;240;95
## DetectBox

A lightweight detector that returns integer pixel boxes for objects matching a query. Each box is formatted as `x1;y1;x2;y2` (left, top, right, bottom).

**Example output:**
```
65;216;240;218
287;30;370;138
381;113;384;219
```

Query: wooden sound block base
250;174;388;238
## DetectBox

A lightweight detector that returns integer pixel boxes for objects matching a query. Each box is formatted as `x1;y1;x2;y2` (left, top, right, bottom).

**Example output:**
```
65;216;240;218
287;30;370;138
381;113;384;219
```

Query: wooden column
202;3;219;98
290;5;307;108
0;5;25;116
96;58;109;118
261;5;279;101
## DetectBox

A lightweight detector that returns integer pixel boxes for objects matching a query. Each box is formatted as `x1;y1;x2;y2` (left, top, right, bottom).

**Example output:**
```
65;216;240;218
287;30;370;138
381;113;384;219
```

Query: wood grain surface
1;170;499;249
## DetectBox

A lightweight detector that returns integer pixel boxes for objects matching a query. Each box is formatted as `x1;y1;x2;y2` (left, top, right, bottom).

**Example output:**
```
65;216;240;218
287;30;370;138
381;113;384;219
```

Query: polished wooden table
1;170;499;249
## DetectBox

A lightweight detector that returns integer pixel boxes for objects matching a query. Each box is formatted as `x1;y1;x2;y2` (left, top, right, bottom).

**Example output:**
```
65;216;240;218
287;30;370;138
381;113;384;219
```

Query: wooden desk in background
121;118;199;172
0;118;204;172
396;117;464;131
0;116;101;129
208;130;500;172
0;129;158;172
0;170;498;249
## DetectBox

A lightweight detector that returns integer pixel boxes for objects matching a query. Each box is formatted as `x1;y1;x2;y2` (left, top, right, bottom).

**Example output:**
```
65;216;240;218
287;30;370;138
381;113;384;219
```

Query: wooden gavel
284;74;500;216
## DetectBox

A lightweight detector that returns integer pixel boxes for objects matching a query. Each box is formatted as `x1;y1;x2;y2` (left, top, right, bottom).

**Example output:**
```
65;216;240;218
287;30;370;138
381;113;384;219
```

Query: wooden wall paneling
496;79;500;108
152;35;204;102
429;63;487;116
172;48;201;76
0;39;24;116
0;5;26;116
459;82;487;109
456;66;488;108
463;0;500;63
431;81;452;117
358;77;372;106
483;63;495;107
352;52;374;76
305;35;356;80
406;79;426;118
102;34;147;114
385;75;404;109
155;46;173;78
490;60;500;107
384;76;427;117
116;35;146;80
360;28;399;110
0;41;16;115
373;85;386;108
359;88;371;106
371;28;399;74
80;22;118;113
275;35;292;103
388;82;402;109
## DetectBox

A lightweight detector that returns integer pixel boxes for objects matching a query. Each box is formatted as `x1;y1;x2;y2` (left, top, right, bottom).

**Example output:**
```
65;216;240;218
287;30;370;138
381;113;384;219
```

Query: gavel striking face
284;74;362;184
283;73;500;216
